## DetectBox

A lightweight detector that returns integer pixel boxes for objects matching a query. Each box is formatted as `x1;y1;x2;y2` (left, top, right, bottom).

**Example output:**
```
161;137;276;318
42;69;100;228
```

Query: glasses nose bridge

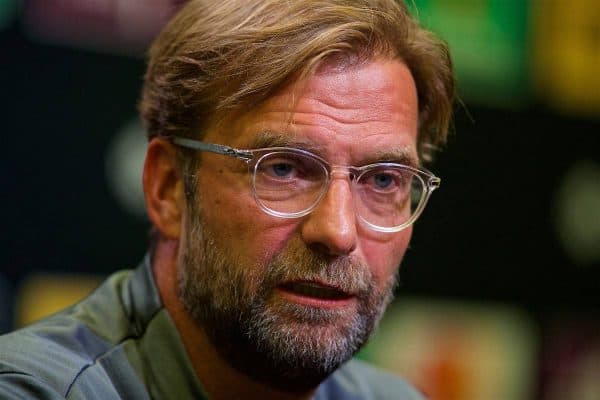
311;163;357;222
328;164;358;181
318;164;359;202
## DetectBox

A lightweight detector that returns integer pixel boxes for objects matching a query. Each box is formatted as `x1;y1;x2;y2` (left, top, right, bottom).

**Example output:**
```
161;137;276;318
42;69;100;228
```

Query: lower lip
275;287;356;309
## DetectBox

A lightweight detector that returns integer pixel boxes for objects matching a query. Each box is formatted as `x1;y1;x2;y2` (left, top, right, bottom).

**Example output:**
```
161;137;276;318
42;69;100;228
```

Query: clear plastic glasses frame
171;136;441;233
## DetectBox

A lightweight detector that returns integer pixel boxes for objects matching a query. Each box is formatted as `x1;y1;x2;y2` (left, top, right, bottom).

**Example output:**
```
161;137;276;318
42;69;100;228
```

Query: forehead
209;58;419;164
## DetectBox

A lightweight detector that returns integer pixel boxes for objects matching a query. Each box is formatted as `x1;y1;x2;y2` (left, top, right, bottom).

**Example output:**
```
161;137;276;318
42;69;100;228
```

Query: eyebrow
249;131;327;154
248;130;419;168
365;148;419;168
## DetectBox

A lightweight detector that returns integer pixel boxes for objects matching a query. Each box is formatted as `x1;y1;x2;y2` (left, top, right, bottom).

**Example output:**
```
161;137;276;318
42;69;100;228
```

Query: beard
177;206;398;392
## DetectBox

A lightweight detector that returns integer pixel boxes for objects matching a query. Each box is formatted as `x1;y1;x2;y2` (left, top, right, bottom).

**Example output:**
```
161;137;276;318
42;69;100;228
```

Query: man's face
177;57;419;389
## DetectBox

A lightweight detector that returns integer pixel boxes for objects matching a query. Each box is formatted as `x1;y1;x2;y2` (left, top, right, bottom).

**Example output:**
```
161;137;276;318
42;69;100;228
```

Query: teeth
288;283;347;299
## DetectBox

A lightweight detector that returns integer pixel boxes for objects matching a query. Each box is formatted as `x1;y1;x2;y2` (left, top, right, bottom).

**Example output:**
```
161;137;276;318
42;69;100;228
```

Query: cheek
198;177;300;266
361;228;412;283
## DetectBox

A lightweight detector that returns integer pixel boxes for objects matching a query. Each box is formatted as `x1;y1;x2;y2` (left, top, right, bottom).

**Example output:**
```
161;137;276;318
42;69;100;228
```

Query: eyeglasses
171;136;440;233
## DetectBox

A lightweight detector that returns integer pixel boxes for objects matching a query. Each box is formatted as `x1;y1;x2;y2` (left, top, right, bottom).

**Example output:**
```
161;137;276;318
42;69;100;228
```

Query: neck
152;240;317;400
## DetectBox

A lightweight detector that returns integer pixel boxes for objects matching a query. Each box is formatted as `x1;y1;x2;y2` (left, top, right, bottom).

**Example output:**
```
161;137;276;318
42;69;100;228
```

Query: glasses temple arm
171;137;252;160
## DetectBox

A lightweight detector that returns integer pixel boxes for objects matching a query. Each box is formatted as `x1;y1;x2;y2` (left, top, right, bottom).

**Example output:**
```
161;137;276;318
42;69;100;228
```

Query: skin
144;57;419;400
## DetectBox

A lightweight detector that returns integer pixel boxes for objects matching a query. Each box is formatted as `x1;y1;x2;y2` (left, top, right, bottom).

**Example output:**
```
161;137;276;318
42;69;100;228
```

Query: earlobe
143;137;185;240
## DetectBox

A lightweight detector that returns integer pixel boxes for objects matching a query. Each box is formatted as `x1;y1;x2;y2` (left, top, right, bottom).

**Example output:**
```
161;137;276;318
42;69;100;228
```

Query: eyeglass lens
252;150;426;229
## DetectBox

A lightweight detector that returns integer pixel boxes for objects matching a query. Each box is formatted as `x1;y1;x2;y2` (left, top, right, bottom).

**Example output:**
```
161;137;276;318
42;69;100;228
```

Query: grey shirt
0;257;424;399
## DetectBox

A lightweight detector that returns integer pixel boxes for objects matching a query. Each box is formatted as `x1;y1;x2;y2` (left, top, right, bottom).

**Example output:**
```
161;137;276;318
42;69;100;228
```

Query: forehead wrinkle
313;89;401;114
264;91;403;126
295;89;407;124
290;108;396;127
255;103;396;129
297;61;417;120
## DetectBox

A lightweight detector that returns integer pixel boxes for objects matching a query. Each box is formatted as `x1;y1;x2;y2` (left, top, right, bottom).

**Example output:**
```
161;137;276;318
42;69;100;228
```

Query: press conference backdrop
1;1;598;399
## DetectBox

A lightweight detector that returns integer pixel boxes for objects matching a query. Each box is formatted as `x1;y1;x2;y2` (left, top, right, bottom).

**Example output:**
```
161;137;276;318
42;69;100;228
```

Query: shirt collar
125;255;208;399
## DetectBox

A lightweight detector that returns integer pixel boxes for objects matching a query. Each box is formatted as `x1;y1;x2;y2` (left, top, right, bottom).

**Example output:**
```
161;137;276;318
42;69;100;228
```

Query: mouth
277;280;355;307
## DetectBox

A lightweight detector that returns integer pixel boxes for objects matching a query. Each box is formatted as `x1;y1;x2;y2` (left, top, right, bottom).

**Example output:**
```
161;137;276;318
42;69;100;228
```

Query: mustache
261;246;374;296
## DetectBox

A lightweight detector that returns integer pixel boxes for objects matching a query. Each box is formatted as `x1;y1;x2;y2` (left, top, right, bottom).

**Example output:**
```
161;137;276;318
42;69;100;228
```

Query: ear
143;137;185;240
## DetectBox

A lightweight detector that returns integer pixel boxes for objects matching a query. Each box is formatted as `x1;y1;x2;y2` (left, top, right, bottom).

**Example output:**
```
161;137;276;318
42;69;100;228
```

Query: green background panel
411;0;529;107
0;0;16;30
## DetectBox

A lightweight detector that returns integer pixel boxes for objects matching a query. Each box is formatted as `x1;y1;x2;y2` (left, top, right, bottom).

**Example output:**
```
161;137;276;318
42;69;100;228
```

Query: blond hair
140;0;454;162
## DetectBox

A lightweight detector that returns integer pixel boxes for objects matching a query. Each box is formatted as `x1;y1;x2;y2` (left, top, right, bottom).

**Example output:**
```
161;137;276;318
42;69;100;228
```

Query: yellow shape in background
532;0;600;115
15;274;102;327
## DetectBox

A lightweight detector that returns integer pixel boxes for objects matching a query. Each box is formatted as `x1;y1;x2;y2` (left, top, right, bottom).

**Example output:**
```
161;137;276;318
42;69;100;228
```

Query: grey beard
177;212;398;392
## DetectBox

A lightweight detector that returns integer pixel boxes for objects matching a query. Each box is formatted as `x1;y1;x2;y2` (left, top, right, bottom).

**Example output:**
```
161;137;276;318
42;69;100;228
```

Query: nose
300;176;357;256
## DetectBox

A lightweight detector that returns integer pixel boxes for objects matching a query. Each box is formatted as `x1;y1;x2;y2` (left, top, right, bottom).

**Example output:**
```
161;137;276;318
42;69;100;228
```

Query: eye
260;158;298;179
373;173;394;189
271;162;294;177
255;150;327;186
359;166;411;194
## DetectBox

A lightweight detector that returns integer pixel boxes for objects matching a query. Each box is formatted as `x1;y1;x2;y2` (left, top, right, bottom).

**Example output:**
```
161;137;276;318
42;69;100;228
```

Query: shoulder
0;270;136;398
0;316;110;398
0;370;66;399
315;359;426;400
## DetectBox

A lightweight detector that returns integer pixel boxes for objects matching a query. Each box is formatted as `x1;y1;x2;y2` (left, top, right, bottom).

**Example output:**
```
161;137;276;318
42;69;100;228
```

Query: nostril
308;243;334;256
308;240;356;257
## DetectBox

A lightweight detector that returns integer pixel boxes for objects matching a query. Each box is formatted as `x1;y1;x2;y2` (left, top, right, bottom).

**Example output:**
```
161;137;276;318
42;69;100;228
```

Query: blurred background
1;1;598;399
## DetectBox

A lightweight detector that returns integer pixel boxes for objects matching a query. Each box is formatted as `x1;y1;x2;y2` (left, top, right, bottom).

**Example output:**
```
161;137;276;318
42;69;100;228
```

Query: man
0;0;454;398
